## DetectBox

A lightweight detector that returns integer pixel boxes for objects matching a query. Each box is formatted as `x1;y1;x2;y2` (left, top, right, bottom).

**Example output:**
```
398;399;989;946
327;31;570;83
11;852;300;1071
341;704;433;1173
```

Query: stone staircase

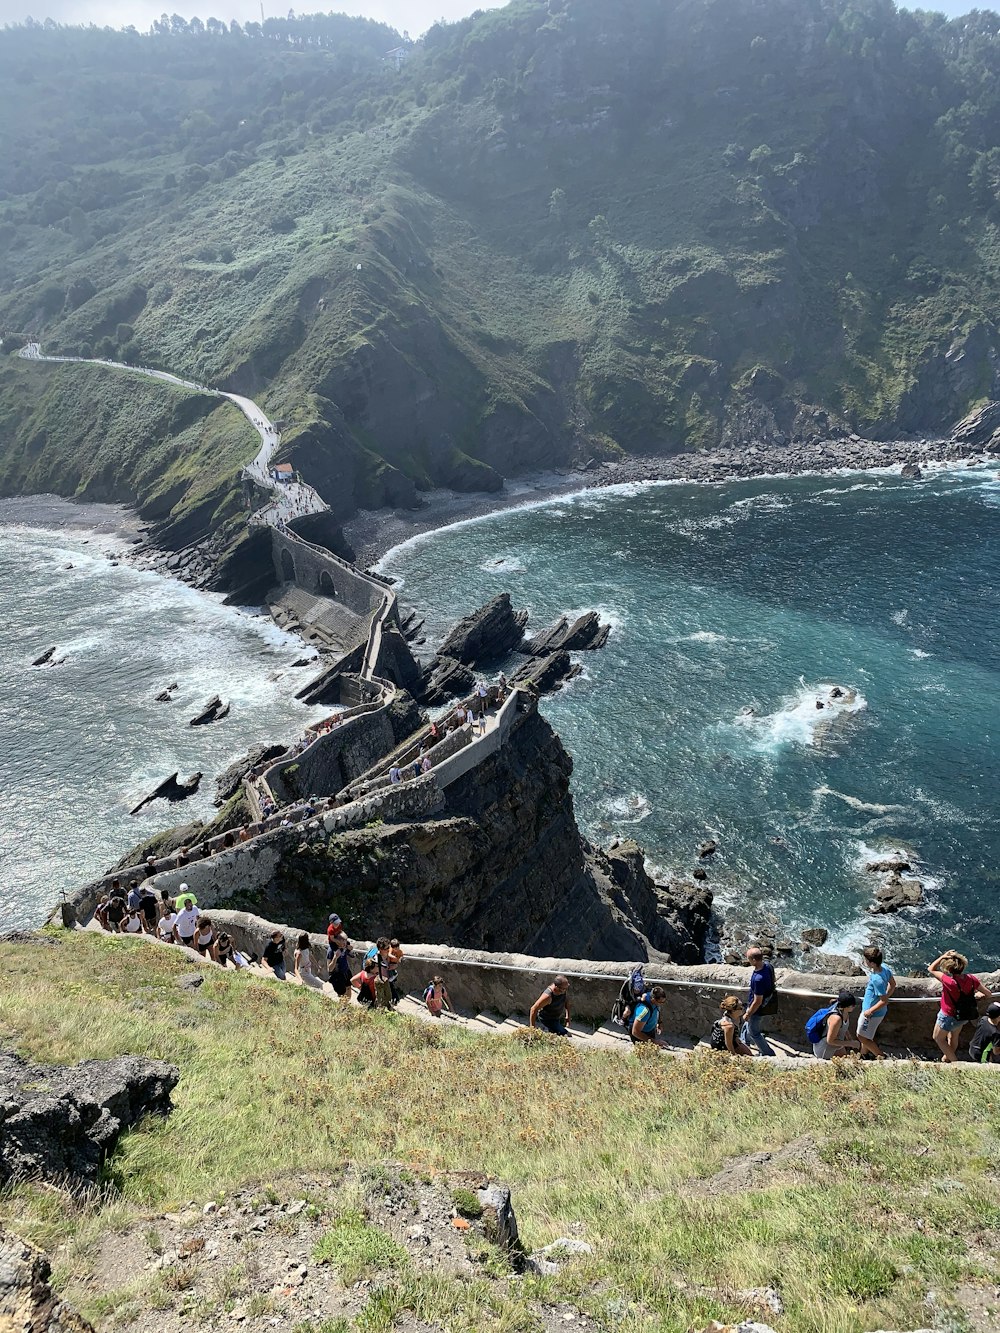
241;960;809;1060
269;586;366;652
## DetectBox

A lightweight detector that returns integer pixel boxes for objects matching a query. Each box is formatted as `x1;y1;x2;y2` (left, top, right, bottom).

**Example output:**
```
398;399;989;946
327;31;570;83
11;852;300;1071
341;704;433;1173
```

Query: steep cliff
227;701;710;963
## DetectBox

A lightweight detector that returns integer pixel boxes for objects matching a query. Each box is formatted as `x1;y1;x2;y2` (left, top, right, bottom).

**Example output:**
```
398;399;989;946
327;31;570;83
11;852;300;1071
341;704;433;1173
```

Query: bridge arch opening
318;570;336;597
280;548;295;583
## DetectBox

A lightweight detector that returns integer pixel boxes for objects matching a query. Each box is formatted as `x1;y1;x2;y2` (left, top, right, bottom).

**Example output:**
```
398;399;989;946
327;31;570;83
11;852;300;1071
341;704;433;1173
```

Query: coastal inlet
379;463;1000;970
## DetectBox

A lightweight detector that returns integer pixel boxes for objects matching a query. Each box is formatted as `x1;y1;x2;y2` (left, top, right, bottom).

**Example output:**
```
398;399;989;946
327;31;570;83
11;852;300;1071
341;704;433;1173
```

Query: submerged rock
154;681;179;703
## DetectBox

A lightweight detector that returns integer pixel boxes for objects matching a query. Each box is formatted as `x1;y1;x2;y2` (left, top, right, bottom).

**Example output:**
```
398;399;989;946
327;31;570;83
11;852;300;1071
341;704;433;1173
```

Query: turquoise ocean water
379;464;1000;969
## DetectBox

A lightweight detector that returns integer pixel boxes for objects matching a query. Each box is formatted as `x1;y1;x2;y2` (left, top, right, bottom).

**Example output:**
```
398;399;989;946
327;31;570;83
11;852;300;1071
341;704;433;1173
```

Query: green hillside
4;0;1000;530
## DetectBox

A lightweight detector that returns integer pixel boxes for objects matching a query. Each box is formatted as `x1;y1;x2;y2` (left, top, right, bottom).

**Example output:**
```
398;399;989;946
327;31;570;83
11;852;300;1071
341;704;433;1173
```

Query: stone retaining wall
206;909;1000;1056
144;776;445;907
270;529;385;618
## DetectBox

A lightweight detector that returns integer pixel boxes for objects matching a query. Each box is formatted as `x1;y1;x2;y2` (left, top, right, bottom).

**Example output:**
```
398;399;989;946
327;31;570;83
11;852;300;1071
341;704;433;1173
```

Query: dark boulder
154;682;179;702
0;1228;95;1331
31;646;57;667
129;771;202;816
871;873;924;914
0;1050;178;1187
214;745;286;805
189;695;230;726
901;462;923;479
419;655;475;705
523;611;611;656
437;593;527;666
800;927;829;947
865;856;911;874
510;650;581;695
698;840;718;859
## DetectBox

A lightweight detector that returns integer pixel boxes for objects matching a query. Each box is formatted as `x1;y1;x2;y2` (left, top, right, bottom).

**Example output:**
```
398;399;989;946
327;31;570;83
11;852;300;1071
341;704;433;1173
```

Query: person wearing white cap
173;888;199;949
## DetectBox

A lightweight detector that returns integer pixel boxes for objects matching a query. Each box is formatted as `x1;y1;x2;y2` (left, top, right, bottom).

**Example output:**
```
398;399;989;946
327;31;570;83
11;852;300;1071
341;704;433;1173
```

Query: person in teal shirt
856;944;896;1059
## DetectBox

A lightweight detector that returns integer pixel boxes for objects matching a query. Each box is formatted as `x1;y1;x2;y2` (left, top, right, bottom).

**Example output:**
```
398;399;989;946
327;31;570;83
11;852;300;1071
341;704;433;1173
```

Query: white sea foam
891;609;909;625
909;648;932;659
741;683;868;753
600;792;653;824
685;630;729;643
813;786;910;817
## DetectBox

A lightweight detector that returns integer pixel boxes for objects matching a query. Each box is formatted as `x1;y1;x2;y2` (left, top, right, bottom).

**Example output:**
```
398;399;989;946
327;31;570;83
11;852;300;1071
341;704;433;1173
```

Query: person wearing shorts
856;944;895;1059
928;950;994;1062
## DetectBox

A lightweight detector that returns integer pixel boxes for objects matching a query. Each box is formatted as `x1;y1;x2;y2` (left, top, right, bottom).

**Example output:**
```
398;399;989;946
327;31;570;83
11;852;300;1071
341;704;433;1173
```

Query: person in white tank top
294;933;323;990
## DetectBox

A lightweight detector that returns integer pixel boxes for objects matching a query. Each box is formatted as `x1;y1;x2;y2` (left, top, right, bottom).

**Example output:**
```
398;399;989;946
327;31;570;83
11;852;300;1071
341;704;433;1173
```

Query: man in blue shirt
741;947;777;1056
631;986;670;1049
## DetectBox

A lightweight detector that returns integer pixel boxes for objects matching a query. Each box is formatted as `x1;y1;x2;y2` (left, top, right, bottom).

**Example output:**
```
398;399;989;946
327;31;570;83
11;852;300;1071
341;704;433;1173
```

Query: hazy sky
0;0;503;35
0;0;977;37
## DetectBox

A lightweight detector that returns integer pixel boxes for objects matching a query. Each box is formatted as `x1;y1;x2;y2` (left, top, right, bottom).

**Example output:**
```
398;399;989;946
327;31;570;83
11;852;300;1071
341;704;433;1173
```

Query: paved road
17;343;326;526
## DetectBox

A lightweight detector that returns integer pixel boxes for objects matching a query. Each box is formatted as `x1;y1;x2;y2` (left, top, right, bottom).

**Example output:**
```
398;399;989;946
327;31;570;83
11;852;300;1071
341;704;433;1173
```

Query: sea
378;462;1000;970
0;524;324;930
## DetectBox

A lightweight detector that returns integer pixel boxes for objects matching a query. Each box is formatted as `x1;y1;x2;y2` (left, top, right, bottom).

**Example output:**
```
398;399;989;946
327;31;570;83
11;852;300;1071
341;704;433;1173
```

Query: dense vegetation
0;930;997;1332
5;0;1000;529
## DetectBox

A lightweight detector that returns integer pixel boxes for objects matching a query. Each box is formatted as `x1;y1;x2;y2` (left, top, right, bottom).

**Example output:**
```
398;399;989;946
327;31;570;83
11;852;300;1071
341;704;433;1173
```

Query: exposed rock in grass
0;1227;95;1331
0;1050;178;1187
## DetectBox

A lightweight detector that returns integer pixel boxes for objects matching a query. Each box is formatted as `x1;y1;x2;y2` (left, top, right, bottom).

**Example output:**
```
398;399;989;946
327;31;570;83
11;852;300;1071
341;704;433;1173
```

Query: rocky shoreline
346;433;989;566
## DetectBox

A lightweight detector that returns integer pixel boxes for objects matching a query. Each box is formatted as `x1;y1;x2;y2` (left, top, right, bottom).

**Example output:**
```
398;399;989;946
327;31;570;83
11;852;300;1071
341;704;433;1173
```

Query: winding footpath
17;342;326;526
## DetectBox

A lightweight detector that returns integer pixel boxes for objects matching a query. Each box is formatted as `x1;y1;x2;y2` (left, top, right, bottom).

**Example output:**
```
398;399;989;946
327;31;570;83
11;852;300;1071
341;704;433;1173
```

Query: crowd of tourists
594;943;1000;1064
93;879;998;1062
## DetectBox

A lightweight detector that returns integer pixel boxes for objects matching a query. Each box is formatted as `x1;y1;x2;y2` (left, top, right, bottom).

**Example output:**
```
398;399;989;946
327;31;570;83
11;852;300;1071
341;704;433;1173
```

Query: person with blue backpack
741;946;777;1056
806;990;860;1059
631;986;670;1049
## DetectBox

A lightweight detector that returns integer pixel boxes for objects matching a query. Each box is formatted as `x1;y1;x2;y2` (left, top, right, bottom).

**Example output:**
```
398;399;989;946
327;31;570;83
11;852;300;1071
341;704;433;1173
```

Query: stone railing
202;909;1000;1058
250;676;396;812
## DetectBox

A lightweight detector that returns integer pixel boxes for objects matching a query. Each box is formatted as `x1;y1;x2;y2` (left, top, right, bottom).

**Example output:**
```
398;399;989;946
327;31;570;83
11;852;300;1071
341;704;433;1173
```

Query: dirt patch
66;1167;595;1332
686;1135;828;1196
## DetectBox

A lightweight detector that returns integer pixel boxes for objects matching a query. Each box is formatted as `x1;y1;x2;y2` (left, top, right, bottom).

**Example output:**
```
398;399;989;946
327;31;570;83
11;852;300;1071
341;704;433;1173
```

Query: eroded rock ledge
0;1050;178;1187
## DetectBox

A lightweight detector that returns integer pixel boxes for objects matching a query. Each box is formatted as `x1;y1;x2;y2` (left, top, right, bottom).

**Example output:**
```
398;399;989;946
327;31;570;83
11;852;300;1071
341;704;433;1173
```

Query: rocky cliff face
244;701;710;963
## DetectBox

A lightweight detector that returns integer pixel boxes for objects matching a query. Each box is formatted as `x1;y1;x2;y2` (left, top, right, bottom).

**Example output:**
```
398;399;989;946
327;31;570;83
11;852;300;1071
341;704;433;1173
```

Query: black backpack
612;966;647;1027
953;976;979;1023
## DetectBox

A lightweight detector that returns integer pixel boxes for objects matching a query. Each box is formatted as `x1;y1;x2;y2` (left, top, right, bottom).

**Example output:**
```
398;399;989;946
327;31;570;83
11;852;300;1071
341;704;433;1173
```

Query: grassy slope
0;931;997;1333
0;359;256;542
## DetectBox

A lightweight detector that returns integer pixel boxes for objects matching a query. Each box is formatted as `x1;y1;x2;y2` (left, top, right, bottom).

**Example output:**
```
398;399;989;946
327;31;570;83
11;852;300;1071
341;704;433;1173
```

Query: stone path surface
17;343;326;527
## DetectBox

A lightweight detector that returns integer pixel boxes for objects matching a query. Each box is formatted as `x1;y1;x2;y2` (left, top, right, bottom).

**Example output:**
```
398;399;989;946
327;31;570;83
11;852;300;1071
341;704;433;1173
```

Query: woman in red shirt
928;950;995;1062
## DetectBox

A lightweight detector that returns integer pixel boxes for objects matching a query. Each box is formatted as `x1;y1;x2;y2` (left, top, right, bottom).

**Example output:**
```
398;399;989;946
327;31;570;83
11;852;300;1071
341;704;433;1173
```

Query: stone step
472;1011;505;1030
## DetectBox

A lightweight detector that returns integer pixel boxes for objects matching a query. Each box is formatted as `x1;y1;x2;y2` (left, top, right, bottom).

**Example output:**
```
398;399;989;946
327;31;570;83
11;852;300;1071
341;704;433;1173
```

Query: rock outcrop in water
435;594;528;666
0;1049;177;1187
523;612;611;656
129;770;202;815
189;694;230;726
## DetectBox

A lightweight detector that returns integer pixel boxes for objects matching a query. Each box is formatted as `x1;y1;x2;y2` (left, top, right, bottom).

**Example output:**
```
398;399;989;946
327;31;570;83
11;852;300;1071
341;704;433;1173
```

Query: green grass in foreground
0;932;998;1332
